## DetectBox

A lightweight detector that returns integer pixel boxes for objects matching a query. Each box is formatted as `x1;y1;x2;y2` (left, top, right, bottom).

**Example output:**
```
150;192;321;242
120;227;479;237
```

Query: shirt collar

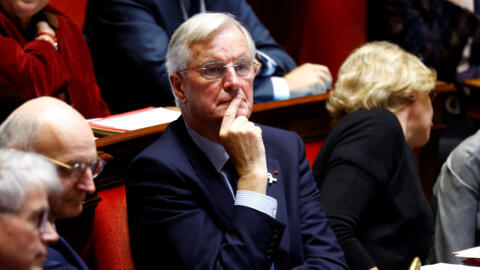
184;121;229;172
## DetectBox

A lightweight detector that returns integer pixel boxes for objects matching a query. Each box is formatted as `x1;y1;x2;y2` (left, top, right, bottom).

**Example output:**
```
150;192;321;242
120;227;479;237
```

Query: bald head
0;97;97;220
0;97;94;151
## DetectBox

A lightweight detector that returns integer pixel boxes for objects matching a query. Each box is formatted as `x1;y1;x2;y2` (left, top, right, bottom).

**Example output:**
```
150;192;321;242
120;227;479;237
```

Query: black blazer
313;108;434;270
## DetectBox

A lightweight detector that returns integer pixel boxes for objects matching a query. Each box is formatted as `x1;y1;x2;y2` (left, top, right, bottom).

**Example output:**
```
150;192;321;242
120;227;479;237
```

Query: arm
292;134;349;269
84;0;174;103
0;23;67;99
434;141;480;263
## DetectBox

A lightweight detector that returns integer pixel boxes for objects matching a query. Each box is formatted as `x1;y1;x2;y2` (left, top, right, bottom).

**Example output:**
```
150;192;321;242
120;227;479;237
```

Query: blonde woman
313;41;436;270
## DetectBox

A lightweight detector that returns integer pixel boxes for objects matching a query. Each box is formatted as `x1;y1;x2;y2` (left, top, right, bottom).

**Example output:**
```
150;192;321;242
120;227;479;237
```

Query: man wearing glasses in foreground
0;97;104;270
127;13;348;269
0;149;61;270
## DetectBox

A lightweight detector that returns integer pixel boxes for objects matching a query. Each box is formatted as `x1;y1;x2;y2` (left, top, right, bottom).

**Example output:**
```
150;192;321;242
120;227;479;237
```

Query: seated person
433;128;480;263
0;97;103;270
83;0;332;113
126;12;348;269
0;0;110;119
368;0;480;84
0;149;62;270
313;41;436;270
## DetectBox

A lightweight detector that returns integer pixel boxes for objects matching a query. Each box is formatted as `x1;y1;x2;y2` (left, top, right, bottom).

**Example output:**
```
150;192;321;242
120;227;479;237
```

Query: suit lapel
266;159;287;225
171;119;234;227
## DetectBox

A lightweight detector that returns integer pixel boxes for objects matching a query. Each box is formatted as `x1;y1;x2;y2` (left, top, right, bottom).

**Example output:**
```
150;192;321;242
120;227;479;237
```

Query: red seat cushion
90;185;135;270
305;141;324;168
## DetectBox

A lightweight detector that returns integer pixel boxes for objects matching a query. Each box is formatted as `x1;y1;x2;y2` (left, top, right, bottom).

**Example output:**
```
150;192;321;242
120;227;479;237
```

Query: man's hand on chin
219;95;267;194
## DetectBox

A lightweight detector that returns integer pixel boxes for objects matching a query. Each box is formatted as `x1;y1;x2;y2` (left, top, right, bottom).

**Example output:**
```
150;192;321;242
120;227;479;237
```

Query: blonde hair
328;41;436;123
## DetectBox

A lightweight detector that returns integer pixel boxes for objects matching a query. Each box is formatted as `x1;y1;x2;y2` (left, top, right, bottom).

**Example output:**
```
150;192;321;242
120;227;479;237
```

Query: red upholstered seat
305;141;324;168
90;185;135;270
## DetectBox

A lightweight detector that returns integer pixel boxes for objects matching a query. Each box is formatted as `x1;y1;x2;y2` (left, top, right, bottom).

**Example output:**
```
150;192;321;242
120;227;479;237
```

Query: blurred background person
83;0;332;113
313;41;436;270
0;0;110;120
433;128;480;263
368;0;480;192
0;97;102;270
368;0;480;84
0;149;62;270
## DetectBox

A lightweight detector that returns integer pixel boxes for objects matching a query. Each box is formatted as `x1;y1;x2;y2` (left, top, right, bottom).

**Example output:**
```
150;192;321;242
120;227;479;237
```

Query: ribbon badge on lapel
267;172;277;184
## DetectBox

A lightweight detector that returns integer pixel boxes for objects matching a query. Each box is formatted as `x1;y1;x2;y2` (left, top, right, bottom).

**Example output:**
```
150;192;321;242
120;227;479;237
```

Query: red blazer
0;6;109;118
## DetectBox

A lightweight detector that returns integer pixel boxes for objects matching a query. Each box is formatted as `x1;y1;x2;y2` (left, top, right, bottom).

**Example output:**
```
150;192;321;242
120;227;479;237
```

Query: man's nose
41;221;59;245
222;66;241;92
76;168;96;194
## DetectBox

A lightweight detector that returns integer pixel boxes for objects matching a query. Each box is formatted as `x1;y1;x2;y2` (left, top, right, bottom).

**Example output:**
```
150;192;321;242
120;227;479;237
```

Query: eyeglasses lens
70;159;104;182
202;61;253;80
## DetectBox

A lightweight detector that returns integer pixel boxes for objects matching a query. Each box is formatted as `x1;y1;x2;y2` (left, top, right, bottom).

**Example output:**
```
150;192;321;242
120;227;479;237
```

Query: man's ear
169;73;187;104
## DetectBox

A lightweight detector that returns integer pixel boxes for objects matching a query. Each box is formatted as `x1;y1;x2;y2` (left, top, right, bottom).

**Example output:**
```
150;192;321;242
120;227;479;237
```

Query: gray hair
0;149;62;213
0;108;39;150
166;12;257;106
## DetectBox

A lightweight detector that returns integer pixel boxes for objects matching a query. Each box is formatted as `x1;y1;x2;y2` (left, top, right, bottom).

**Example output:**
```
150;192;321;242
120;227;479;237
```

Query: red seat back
90;185;135;270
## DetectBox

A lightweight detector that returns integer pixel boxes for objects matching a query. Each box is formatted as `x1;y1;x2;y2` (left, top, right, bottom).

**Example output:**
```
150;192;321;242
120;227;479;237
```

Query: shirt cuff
235;190;278;218
271;77;290;100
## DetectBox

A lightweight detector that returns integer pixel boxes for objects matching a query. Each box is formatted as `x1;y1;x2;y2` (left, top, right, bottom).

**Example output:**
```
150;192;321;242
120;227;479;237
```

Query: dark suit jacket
126;118;348;269
368;0;480;82
84;0;297;113
44;236;89;270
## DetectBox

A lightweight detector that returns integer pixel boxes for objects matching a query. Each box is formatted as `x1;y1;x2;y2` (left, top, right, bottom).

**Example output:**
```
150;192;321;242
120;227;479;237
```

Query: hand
219;95;268;194
35;21;57;50
283;63;332;97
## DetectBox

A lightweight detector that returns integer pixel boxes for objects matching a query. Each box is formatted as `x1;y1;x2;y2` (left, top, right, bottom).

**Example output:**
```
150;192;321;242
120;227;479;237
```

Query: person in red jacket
0;0;110;119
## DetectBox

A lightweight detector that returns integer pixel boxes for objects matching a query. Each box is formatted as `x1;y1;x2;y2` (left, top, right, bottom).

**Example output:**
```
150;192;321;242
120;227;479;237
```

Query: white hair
0;149;63;213
166;12;257;106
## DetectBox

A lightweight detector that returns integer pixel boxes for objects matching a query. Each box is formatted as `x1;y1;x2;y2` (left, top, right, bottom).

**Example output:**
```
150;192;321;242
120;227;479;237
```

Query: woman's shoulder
341;108;399;126
334;108;402;138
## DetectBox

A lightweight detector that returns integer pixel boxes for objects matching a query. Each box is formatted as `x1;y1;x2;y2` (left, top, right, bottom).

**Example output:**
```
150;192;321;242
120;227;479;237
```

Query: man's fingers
220;95;242;131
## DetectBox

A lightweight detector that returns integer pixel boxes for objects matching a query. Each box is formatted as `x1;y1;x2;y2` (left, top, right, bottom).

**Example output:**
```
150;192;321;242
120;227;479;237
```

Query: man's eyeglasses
179;60;257;81
37;209;49;233
45;156;104;182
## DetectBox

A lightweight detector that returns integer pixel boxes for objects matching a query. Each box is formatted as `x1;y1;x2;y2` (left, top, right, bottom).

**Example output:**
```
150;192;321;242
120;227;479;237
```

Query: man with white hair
0;96;103;270
0;149;61;270
127;12;347;269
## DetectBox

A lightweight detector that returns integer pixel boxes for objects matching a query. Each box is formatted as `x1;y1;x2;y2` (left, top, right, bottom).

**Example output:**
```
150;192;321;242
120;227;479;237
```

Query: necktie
223;159;238;193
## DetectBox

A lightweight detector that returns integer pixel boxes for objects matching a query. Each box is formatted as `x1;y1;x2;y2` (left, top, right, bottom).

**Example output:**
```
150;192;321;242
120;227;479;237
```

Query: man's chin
31;261;45;270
